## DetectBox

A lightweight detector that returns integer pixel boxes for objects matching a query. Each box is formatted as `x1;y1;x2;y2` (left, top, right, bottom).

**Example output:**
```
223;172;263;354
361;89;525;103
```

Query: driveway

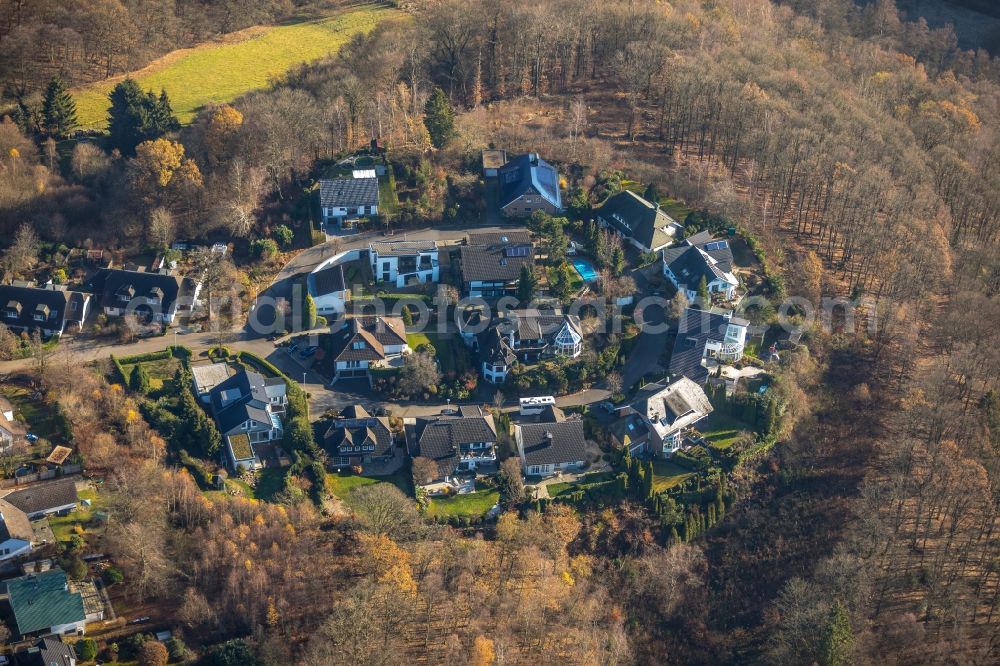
622;293;670;389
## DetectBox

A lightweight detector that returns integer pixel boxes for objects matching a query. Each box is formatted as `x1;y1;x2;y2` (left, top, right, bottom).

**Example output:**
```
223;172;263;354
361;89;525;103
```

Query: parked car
300;346;319;358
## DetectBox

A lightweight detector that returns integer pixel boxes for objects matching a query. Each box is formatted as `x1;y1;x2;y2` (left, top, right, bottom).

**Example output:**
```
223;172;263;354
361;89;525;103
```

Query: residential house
0;285;90;338
88;268;200;325
326;316;409;383
2;569;87;637
473;309;583;384
662;232;739;301
410;406;498;485
498;153;562;217
459;231;534;298
608;414;654;457
0;499;34;561
0;396;26;451
307;258;349;316
16;637;76;666
323;405;395;468
514;412;588;477
669;307;749;383
621;377;713;455
209;370;287;471
4;480;78;520
481;149;507;177
369;240;439;288
190;363;232;403
595;190;683;253
319;175;379;228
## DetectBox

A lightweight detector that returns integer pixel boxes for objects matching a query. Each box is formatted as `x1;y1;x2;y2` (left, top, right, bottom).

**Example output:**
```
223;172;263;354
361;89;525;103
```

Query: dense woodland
1;0;1000;663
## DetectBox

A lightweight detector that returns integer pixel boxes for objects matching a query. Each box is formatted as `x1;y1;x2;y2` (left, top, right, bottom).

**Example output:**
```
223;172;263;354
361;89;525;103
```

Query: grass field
119;356;181;392
652;460;693;492
426;489;499;518
327;469;413;508
49;487;103;544
700;414;755;450
72;7;398;129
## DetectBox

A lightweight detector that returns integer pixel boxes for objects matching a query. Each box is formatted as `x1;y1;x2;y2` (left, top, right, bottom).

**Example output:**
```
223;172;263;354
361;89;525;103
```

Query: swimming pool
572;258;599;282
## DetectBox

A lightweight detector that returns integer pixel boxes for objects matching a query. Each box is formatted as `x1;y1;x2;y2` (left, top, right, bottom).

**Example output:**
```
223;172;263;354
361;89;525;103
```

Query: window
352;341;366;350
686;336;699;349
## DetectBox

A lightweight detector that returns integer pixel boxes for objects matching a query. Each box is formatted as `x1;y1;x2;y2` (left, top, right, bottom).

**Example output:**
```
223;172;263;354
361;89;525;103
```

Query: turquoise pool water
572;258;599;282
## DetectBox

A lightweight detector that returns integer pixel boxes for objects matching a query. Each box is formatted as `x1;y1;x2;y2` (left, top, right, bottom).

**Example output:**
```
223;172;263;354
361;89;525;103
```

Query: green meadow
72;7;398;129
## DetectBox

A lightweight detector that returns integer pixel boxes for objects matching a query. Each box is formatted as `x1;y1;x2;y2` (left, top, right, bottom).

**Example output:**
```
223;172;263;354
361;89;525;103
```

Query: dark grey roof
415;412;497;478
596;190;676;250
319;177;379;208
370;240;437;257
0;285;89;332
5;479;78;516
685;233;735;272
87;268;193;316
663;245;724;290
498;153;561;209
518;421;587;466
308;263;346;297
478;328;516;366
459;241;534;283
19;637;75;666
209;369;284;434
668;308;741;382
323;408;394;459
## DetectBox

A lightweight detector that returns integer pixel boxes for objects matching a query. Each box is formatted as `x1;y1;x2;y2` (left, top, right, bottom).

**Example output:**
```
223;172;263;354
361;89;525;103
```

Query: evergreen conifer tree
41;77;77;138
423;87;456;148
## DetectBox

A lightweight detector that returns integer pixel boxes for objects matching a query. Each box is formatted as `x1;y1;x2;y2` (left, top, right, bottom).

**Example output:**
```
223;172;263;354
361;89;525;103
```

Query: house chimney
544;431;553;441
529;152;538;165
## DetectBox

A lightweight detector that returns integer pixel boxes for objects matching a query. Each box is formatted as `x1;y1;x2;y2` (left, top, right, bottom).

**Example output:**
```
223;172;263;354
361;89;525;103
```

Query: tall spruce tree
423;87;455;148
819;601;856;666
517;264;537;304
41;77;77;138
107;80;179;155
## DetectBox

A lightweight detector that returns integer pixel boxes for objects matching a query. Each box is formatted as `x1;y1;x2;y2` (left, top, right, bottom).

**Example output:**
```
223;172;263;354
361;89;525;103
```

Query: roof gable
498;153;561;209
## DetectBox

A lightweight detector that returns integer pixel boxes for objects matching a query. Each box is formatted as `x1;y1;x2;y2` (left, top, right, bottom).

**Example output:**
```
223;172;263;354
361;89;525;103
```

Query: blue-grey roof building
497;153;562;217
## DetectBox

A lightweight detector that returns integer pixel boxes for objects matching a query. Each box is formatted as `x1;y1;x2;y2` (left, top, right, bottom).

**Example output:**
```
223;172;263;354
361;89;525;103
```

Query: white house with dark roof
0;498;34;561
459;231;534;298
307;258;349;316
662;232;739;301
4;479;78;519
622;377;714;455
473;309;583;384
409;406;498;487
0;284;90;338
515;416;588;477
498;153;562;217
323;405;396;468
319;175;379;228
369;240;439;288
327;316;410;382
669;307;749;383
595;190;682;253
208;369;287;471
87;268;200;325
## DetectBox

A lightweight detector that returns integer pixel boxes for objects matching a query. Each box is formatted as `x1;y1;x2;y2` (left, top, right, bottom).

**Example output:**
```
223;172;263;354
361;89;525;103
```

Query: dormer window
5;300;21;318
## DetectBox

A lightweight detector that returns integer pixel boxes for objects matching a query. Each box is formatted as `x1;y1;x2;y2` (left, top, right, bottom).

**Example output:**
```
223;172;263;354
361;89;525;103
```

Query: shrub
137;640;169;666
251;238;278;259
105;565;124;585
273;224;294;248
76;638;98;661
166;637;189;662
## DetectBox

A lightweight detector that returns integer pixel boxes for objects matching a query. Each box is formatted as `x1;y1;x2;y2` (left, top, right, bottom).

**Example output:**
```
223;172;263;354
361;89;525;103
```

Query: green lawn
406;332;432;351
327;469;413;508
652;460;693;492
253;467;288;501
48;487;103;544
119;356;180;392
700;414;755;450
407;332;471;375
72;7;399;128
659;197;692;222
426;489;499;518
378;174;399;215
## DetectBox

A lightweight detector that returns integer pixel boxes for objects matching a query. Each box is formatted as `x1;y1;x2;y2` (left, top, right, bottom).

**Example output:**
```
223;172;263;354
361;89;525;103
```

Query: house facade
0;285;90;338
622;377;714;456
669;307;749;383
515;416;588;477
410;406;498;487
459;231;534;298
498;153;562;217
4;479;78;520
369;240;439;288
595;190;682;253
307;257;349;316
88;268;200;325
3;569;87;637
0;396;26;451
327;316;410;383
323;405;396;468
209;370;287;471
473;310;583;384
0;499;33;561
662;232;739;301
319;176;379;227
